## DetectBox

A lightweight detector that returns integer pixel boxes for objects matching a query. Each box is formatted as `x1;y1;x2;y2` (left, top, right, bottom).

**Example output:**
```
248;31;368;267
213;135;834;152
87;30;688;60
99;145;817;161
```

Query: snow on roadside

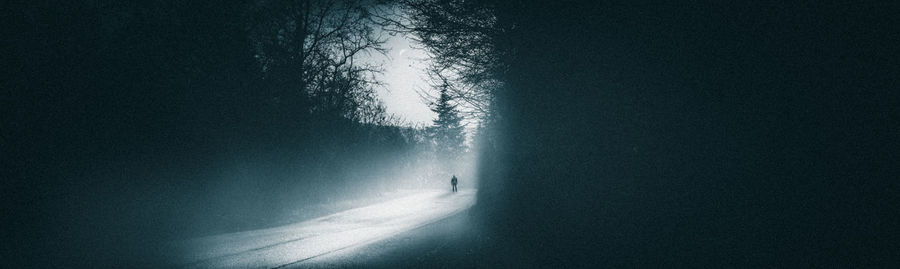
171;189;476;269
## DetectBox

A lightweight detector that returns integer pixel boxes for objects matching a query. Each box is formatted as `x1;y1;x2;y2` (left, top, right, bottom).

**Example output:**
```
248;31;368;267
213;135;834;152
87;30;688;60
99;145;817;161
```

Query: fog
4;1;478;267
5;0;899;268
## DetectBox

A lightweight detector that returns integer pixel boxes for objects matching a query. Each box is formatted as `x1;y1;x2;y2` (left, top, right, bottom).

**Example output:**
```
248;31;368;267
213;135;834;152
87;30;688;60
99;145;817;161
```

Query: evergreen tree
428;85;467;161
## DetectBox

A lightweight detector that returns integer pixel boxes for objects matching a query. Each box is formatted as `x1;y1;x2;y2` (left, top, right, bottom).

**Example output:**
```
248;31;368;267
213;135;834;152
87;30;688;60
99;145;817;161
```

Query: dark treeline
389;0;900;267
5;0;900;267
494;2;900;267
4;0;442;267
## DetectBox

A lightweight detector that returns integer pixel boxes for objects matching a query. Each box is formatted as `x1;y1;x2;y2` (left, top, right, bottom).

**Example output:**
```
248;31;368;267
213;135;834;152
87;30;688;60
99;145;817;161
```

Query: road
172;190;476;268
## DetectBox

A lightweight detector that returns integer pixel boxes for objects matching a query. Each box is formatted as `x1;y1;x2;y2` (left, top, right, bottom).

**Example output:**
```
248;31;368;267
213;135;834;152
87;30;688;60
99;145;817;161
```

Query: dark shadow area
3;1;452;267
469;1;900;267
4;0;899;268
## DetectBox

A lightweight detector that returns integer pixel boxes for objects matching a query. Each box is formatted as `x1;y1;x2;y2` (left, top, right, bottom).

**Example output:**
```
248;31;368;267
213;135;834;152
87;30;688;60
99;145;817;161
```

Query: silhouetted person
451;175;458;192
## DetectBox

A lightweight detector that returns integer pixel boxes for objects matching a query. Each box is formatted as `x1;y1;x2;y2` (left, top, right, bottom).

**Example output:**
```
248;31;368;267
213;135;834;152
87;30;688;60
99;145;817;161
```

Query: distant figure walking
451;175;458;193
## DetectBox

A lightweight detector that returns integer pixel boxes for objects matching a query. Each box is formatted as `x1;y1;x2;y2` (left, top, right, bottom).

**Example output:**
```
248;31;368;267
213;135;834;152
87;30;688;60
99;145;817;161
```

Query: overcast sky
375;34;435;126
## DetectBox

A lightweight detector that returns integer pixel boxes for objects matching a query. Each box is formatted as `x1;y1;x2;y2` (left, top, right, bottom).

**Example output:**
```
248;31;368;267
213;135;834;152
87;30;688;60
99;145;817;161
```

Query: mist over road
173;190;476;268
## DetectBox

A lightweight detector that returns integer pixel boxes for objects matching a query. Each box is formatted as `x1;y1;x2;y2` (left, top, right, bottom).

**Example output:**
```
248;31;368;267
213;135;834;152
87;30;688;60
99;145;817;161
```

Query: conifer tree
428;85;467;161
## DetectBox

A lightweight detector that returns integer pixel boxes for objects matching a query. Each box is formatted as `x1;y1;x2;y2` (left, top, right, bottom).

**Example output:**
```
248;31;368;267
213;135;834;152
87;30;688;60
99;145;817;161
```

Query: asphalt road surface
172;190;476;269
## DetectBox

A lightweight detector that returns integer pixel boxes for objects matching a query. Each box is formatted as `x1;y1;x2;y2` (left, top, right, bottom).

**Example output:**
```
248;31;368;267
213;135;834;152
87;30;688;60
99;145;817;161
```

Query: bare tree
372;0;507;121
249;0;390;122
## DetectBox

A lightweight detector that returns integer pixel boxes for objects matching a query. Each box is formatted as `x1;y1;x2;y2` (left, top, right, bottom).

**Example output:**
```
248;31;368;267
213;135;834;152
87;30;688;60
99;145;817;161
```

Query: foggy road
173;190;476;268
